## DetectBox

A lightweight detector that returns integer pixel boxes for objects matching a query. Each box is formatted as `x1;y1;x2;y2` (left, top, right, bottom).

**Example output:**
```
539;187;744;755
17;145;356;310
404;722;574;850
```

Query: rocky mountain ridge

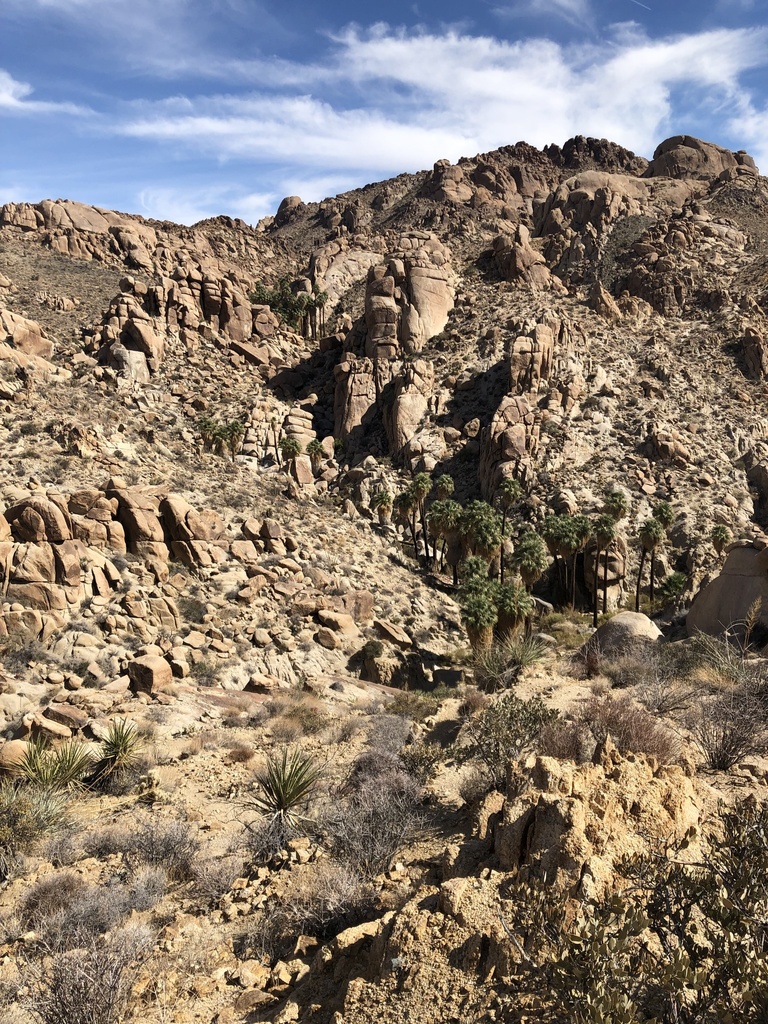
2;132;768;1024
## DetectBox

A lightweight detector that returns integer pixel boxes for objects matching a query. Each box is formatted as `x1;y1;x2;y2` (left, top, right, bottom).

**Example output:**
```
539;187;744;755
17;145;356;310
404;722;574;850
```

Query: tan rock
128;655;172;695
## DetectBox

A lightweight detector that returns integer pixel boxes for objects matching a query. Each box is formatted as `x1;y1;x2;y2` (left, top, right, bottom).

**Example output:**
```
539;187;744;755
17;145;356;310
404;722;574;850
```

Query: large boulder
646;136;758;181
687;540;768;639
581;611;662;659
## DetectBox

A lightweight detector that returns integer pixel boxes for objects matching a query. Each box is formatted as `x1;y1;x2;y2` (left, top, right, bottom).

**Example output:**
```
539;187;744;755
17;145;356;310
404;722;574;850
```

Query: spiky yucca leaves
249;748;320;836
16;738;95;791
87;719;143;789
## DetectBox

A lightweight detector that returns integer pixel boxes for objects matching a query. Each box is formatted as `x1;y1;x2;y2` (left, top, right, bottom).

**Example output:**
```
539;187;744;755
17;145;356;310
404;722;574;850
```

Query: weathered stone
128;655;172;695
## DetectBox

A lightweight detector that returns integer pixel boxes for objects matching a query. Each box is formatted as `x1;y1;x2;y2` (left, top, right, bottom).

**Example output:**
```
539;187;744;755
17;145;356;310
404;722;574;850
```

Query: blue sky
1;0;767;224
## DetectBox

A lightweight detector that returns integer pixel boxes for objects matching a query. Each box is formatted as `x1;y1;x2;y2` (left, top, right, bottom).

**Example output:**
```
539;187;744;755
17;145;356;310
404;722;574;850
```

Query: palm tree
604;489;629;523
636;517;665;611
306;438;325;470
496;580;534;637
222;421;245;462
570;514;592;609
513;532;548;592
461;501;503;576
711;524;731;556
279;436;302;466
435;474;454;500
372;489;393;525
495;478;522;582
542;515;569;602
393;487;419;556
411;472;432;560
592;513;616;627
653;501;674;532
460;593;498;653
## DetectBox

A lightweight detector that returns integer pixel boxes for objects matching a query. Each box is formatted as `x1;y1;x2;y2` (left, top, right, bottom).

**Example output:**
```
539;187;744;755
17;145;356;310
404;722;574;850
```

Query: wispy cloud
493;0;593;27
116;24;768;177
0;68;89;115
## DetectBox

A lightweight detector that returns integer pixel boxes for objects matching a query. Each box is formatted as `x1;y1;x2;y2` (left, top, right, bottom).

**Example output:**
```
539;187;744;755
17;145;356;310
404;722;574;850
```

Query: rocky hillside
2;133;768;1024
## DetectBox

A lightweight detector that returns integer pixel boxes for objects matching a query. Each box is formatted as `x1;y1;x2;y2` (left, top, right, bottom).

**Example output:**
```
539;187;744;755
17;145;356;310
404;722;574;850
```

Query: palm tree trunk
649;548;656;608
635;548;647;613
571;553;578;609
602;545;610;615
419;504;430;560
409;515;419;557
593;544;601;628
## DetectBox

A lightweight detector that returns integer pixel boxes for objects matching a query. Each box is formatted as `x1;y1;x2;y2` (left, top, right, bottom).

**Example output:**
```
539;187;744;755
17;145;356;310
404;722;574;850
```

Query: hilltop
1;133;768;1023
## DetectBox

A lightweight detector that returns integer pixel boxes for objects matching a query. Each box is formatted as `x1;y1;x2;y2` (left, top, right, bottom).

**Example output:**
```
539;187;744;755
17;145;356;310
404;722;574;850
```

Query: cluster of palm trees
250;277;329;341
198;417;245;462
379;471;707;649
277;436;326;470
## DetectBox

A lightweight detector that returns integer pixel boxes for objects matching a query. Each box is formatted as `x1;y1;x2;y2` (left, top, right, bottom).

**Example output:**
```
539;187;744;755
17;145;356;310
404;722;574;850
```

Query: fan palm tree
513;532;549;592
604;489;629;523
411;472;432;560
592;513;616;627
495;478;522;582
393;487;419;556
496;580;534;636
435;474;455;500
636;517;665;611
711;524;731;556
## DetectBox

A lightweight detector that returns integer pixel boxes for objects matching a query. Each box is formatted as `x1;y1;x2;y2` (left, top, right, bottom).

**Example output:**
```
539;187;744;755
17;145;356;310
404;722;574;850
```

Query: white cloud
116;24;768;179
136;184;279;226
0;68;88;114
494;0;593;27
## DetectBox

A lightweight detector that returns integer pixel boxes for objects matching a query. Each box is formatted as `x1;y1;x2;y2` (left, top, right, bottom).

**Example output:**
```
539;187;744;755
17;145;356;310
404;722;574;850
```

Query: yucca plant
16;738;95;791
248;748;320;837
87;719;143;789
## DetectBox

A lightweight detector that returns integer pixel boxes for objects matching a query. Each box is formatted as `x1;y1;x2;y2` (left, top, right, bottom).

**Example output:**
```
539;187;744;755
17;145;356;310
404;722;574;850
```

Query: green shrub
459;693;559;788
0;783;70;881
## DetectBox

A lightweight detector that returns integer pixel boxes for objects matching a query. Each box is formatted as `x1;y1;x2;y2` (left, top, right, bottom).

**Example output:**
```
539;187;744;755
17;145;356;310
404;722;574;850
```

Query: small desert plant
327;765;428;876
578;694;681;763
23;923;153;1024
121;816;199;881
279;436;302;463
277;860;373;940
15;738;94;791
399;741;444;783
474;633;548;692
690;688;768;770
87;719;144;790
387;690;441;722
0;783;70;881
246;747;321;840
19;874;132;952
192;855;243;906
459;692;559;788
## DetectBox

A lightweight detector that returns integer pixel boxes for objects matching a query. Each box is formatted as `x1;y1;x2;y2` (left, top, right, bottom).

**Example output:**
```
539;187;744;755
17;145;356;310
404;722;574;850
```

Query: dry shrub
578;695;680;763
280;860;373;939
23;923;153;1024
192;855;244;906
267;694;329;739
118;816;199;881
327;769;425;879
538;720;595;762
19;868;166;952
224;745;254;764
366;713;412;753
458;687;489;718
689;688;768;770
236;861;373;965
